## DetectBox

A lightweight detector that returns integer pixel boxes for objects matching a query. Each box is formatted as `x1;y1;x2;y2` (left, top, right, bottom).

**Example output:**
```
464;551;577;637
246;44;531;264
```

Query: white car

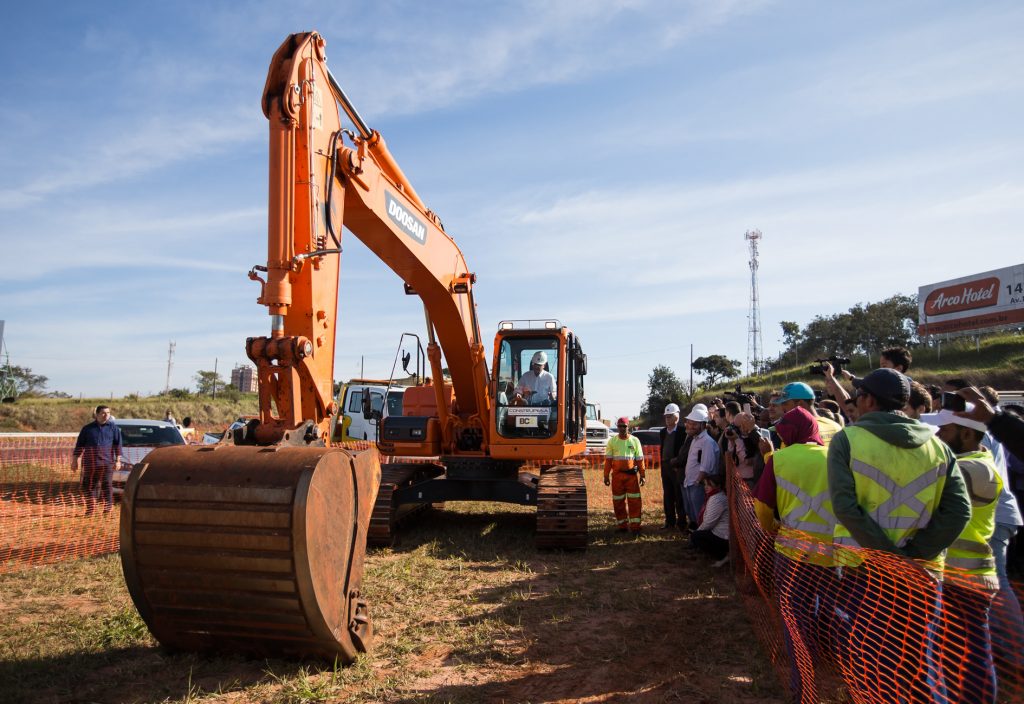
112;419;187;497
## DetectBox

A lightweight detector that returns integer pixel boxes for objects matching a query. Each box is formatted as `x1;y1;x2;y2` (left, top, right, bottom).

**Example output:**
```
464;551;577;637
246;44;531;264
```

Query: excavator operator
516;351;556;404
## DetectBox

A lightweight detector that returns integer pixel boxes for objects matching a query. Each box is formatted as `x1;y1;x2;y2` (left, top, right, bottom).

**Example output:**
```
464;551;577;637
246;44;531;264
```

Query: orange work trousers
610;471;642;532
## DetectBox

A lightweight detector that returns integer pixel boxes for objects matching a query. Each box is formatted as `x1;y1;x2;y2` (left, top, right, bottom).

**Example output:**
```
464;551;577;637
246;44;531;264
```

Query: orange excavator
119;31;589;663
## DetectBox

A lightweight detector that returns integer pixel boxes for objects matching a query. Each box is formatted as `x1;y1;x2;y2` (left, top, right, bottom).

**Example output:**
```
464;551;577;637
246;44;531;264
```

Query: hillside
730;331;1024;397
0;395;259;434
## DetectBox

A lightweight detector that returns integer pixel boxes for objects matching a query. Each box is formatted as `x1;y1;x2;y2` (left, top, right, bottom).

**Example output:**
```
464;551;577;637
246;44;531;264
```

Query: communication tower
0;321;18;401
745;230;764;376
165;341;176;393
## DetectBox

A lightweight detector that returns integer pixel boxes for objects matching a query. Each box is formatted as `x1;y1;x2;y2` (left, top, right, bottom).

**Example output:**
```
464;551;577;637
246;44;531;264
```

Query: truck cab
338;383;405;441
585;403;611;451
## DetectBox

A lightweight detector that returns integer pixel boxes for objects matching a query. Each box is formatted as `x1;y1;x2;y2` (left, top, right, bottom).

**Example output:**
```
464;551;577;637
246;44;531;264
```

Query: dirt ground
0;467;790;704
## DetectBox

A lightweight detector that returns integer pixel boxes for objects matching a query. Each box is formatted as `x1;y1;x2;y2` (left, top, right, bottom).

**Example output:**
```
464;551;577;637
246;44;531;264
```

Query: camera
809;355;850;376
724;385;751;404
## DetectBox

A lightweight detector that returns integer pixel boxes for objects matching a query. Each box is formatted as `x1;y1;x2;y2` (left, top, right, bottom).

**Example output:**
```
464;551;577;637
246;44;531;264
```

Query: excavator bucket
119;444;380;662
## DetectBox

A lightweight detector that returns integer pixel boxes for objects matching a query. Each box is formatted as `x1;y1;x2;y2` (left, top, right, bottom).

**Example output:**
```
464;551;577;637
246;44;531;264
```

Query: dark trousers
660;466;683;527
943;581;997;704
774;553;839;704
834;567;946;704
690;530;729;559
81;464;113;513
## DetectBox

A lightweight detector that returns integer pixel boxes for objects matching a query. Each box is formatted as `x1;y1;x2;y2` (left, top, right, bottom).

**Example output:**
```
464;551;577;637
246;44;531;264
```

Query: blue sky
1;1;1022;420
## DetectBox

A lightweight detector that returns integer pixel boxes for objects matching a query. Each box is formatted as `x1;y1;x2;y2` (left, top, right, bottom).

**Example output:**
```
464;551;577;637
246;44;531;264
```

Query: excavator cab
489;321;587;459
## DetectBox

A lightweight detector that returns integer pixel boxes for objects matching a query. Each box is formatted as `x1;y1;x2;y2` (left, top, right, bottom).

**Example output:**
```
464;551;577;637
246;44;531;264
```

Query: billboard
918;264;1024;336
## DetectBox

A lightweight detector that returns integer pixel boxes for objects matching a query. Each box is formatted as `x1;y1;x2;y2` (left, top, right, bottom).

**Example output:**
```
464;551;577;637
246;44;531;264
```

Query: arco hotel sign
919;264;1024;336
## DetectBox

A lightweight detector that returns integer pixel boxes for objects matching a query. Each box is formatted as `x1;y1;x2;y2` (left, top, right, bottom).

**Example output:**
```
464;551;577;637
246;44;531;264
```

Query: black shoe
660;523;675;530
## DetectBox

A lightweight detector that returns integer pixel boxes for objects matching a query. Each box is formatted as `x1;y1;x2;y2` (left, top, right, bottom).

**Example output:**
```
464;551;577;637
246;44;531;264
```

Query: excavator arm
249;31;490;454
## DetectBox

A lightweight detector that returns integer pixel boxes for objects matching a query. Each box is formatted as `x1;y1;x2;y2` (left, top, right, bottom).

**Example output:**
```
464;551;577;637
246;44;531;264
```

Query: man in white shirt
681;405;721;531
516;351;555;404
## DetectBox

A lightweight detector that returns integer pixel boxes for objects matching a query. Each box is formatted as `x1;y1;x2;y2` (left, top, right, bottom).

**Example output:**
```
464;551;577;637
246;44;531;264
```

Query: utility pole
165;341;175;393
213;357;218;399
360;355;364;380
745;230;764;377
689;343;694;396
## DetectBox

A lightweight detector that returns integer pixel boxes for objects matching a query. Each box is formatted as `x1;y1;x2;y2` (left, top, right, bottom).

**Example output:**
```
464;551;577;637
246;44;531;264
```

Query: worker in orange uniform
605;416;646;533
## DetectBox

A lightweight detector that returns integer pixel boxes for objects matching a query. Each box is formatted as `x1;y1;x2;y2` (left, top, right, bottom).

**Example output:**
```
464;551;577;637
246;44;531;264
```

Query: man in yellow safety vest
922;404;1001;704
828;368;970;704
753;406;834;704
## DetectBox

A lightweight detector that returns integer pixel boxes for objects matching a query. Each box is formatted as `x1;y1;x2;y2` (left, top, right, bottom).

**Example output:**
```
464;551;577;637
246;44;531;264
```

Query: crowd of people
603;346;1024;703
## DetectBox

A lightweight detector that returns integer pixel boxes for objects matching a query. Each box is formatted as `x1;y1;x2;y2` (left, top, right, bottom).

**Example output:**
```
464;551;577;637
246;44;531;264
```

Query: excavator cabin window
496;337;560;439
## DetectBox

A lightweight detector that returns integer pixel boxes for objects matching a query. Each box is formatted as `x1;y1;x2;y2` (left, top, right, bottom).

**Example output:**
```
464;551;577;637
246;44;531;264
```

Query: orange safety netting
728;464;1024;703
0;435;424;573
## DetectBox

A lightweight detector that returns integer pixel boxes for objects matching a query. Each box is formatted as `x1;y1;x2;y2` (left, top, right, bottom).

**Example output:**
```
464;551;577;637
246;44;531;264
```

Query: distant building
231;364;257;393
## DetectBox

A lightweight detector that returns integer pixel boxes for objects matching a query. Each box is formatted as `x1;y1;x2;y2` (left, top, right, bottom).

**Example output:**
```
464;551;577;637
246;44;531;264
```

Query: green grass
0;396;258;433
730;331;1024;396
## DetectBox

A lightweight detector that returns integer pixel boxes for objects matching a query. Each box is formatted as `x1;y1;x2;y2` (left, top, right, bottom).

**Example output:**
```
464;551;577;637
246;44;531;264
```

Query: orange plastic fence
0;435;425;573
728;465;1024;703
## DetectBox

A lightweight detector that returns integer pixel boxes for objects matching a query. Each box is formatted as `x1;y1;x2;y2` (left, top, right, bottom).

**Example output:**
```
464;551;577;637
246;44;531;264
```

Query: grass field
0;469;791;704
731;331;1024;396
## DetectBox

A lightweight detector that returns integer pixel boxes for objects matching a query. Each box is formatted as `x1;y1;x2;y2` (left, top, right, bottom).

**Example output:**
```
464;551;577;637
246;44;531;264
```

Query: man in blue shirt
71;405;122;516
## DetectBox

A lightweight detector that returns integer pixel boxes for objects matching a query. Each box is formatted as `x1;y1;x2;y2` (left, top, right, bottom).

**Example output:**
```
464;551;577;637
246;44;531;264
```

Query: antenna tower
744;230;764;376
165;341;176;393
0;321;17;401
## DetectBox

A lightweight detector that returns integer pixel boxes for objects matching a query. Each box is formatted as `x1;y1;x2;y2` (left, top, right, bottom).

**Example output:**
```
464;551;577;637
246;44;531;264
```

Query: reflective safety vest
605;435;645;479
774;443;834;566
815;415;842;446
946;449;1001;580
834;426;949;570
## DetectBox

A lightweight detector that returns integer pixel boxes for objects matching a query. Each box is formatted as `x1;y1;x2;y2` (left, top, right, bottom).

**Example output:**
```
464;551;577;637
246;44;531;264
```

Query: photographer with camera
725;411;762;488
815;357;854;406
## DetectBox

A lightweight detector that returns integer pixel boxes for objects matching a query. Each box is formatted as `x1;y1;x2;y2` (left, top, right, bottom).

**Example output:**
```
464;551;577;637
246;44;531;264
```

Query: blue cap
773;382;815;404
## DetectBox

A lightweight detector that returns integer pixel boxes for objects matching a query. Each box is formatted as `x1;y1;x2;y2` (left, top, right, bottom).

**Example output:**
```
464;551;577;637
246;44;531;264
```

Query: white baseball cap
920;405;987;433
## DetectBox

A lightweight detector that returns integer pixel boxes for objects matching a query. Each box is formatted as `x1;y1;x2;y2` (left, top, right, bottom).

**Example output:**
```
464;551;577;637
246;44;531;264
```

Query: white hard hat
531;351;548;366
692;403;708;412
664;403;681;416
685;406;709;423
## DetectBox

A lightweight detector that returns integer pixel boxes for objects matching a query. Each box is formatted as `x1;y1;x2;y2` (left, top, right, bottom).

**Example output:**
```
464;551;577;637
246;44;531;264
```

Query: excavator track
535;464;588;550
368;462;445;547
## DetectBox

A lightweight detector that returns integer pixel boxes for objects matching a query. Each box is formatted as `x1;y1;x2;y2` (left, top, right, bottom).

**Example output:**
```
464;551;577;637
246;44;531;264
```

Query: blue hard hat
773;382;815;404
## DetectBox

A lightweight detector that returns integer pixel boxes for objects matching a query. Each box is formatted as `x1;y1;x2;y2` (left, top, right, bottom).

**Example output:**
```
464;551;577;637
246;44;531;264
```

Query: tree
780;321;802;366
640;364;688;421
194;370;225;397
776;293;919;366
8;365;48;396
692;355;741;389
